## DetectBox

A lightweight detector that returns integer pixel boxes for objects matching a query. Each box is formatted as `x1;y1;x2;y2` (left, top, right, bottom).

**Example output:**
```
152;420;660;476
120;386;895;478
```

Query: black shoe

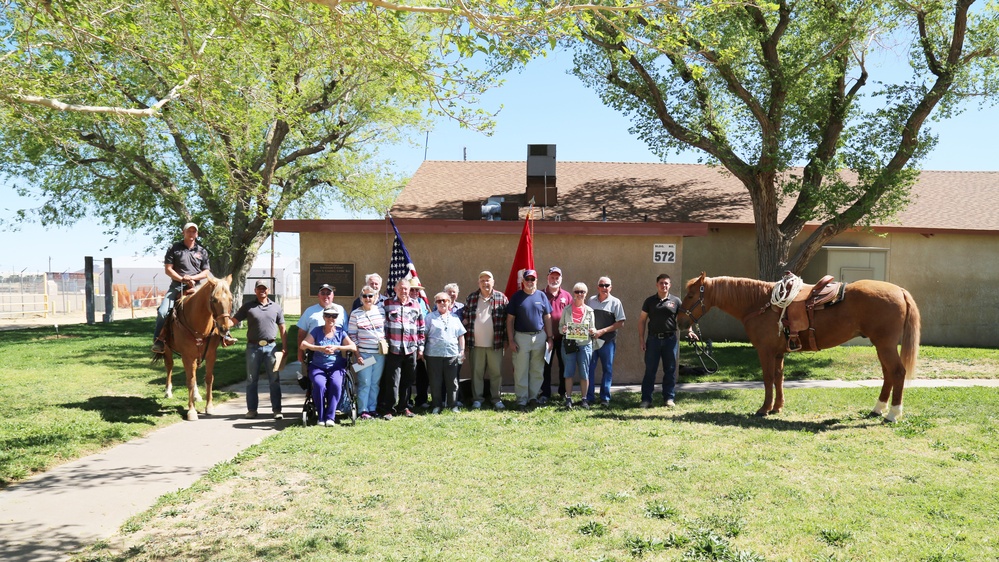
151;341;165;354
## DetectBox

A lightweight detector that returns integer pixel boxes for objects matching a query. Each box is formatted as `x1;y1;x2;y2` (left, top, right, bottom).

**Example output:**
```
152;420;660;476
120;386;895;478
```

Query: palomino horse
157;274;234;421
678;273;921;422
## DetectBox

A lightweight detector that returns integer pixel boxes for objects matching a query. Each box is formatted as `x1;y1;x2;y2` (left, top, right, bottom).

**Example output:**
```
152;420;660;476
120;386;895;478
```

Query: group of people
152;223;691;426
288;267;690;424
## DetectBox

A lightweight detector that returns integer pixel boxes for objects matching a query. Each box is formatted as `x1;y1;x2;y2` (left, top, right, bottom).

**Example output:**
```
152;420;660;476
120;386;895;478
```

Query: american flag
386;216;425;304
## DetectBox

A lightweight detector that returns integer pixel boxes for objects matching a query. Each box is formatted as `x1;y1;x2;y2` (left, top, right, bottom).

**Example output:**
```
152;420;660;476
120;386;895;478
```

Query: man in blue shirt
505;269;553;408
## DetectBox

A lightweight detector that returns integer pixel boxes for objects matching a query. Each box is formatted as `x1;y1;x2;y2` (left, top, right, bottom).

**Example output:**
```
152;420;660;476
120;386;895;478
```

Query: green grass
0;318;993;489
74;387;999;561
0;317;292;487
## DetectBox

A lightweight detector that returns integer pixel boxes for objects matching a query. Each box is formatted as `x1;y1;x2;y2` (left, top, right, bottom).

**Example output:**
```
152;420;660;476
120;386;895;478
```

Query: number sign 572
653;244;676;264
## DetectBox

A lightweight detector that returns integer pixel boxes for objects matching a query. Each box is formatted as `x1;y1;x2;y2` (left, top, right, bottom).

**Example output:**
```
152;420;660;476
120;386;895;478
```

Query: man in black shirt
152;223;211;353
637;273;687;408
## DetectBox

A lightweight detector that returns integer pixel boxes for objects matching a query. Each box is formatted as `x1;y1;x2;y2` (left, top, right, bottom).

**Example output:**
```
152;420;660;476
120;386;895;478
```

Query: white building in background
93;254;301;301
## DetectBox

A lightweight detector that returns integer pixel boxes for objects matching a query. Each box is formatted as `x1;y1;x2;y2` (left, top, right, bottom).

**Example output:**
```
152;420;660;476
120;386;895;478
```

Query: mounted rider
151;222;235;353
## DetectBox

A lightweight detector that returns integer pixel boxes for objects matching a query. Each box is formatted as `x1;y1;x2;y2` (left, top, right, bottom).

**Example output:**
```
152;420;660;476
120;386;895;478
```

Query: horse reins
678;282;718;374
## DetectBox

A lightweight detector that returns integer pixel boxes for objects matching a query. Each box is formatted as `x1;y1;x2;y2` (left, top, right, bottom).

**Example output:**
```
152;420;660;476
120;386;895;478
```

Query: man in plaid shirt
378;278;426;418
462;271;509;410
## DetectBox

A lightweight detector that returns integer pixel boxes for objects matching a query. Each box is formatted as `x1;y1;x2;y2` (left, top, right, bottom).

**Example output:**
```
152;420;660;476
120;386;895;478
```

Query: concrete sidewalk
0;362;306;562
2;373;998;562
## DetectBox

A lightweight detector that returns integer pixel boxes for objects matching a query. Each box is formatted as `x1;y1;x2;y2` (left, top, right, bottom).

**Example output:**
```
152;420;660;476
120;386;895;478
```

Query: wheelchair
298;351;358;427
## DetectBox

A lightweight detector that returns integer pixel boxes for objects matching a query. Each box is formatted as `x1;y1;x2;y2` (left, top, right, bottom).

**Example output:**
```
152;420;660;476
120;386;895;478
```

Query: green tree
565;0;999;279
0;0;496;287
305;1;999;280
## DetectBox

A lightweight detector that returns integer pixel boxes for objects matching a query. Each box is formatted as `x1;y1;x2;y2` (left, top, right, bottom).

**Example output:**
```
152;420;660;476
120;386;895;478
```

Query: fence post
85;257;95;325
103;258;114;323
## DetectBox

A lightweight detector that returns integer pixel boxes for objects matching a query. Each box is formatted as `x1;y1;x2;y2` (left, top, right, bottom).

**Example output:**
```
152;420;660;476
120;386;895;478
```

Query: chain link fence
0;270;165;320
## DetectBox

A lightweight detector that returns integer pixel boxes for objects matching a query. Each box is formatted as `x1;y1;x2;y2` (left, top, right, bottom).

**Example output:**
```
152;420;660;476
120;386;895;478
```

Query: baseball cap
522;269;538;280
478;271;494;279
548;266;562;275
322;306;340;316
182;222;198;232
254;280;268;289
318;284;335;293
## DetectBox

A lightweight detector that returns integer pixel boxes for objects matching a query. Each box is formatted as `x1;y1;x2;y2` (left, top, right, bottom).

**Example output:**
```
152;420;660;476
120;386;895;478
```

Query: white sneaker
471;401;482;410
432;407;442;414
666;399;676;408
316;420;326;427
273;412;283;420
451;407;460;413
245;411;257;419
494;401;506;410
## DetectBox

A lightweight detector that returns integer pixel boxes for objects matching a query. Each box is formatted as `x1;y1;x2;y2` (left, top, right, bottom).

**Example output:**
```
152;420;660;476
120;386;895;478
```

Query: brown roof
391;161;999;232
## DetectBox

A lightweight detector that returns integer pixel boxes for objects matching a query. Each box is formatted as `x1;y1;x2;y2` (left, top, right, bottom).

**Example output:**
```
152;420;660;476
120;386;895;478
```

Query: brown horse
678;273;921;422
158;274;235;421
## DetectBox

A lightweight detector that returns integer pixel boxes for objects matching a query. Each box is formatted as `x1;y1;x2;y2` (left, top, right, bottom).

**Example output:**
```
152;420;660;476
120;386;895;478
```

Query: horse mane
707;276;773;313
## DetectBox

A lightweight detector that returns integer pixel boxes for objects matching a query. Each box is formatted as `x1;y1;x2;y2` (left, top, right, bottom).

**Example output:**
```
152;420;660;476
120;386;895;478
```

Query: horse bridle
208;285;233;337
175;281;232;347
679;283;708;334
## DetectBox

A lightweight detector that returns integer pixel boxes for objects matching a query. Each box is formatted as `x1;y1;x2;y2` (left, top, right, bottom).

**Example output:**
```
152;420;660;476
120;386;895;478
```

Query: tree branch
12;75;198;116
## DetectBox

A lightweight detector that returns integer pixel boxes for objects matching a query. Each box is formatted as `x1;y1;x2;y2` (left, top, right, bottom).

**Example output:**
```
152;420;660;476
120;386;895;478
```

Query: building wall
299;229;686;384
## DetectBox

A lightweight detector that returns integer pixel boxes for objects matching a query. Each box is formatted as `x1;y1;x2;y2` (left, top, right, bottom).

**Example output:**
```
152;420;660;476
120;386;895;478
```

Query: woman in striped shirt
348;286;387;420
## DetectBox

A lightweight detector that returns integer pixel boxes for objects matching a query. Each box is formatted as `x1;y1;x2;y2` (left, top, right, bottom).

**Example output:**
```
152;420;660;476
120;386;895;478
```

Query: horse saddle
778;275;846;352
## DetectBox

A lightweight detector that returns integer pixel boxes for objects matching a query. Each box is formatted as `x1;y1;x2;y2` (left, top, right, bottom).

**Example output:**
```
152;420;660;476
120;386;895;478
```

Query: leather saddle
776;275;846;352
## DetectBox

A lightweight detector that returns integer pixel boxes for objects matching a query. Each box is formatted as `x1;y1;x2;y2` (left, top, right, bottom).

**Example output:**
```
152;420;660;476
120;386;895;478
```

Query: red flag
504;209;535;298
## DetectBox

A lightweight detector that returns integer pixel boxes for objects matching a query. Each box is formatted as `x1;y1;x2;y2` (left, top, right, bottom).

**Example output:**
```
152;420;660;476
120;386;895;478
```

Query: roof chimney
526;144;557;207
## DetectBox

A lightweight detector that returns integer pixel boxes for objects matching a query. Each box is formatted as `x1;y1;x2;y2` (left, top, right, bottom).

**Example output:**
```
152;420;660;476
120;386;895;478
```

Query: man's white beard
548;281;561;290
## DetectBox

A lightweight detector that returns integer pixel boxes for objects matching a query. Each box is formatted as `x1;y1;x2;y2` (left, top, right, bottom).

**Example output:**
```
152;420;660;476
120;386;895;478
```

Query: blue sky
3;50;997;274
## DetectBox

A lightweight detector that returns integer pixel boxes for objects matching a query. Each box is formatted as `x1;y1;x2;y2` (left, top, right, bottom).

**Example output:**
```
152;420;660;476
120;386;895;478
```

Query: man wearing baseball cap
152;222;214;353
297;283;345;367
506;269;554;408
541;266;572;403
232;281;288;419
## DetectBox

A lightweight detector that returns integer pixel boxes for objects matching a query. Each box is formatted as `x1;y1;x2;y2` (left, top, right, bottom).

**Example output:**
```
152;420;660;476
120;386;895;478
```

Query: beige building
277;154;999;384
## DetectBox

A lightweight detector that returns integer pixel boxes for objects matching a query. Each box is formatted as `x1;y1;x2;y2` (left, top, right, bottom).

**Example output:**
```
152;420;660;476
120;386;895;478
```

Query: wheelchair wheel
341;367;358;425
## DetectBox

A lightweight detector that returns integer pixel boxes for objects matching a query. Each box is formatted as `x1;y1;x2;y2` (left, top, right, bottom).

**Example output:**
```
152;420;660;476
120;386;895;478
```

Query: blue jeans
586;339;616;403
642;334;678;403
153;286;183;341
245;343;281;413
562;340;592;393
354;352;386;414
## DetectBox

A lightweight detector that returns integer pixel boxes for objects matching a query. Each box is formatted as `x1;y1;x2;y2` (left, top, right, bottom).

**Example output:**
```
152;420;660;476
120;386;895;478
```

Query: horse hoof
205;405;215;416
165;389;173;399
769;408;782;415
867;410;884;419
186;409;199;421
754;409;769;417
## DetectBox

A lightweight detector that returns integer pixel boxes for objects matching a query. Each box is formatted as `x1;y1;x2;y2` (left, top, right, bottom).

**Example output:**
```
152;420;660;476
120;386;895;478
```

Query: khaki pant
512;331;547;404
471;346;503;404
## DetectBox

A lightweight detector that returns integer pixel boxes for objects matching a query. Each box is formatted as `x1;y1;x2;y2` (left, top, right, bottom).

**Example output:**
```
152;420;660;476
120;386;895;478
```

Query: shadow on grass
62;396;165;424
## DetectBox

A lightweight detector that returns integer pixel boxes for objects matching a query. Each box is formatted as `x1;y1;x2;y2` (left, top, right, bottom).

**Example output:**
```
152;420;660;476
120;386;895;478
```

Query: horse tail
901;289;921;380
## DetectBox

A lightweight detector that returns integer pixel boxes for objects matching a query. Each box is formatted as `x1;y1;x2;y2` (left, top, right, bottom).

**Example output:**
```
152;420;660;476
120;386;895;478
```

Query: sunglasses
361;294;375;299
323;314;339;318
574;290;586;294
524;277;537;282
598;284;611;288
319;290;333;295
435;299;448;304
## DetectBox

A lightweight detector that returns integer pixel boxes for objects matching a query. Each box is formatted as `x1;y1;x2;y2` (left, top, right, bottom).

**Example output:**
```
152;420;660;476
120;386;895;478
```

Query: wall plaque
308;263;354;296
